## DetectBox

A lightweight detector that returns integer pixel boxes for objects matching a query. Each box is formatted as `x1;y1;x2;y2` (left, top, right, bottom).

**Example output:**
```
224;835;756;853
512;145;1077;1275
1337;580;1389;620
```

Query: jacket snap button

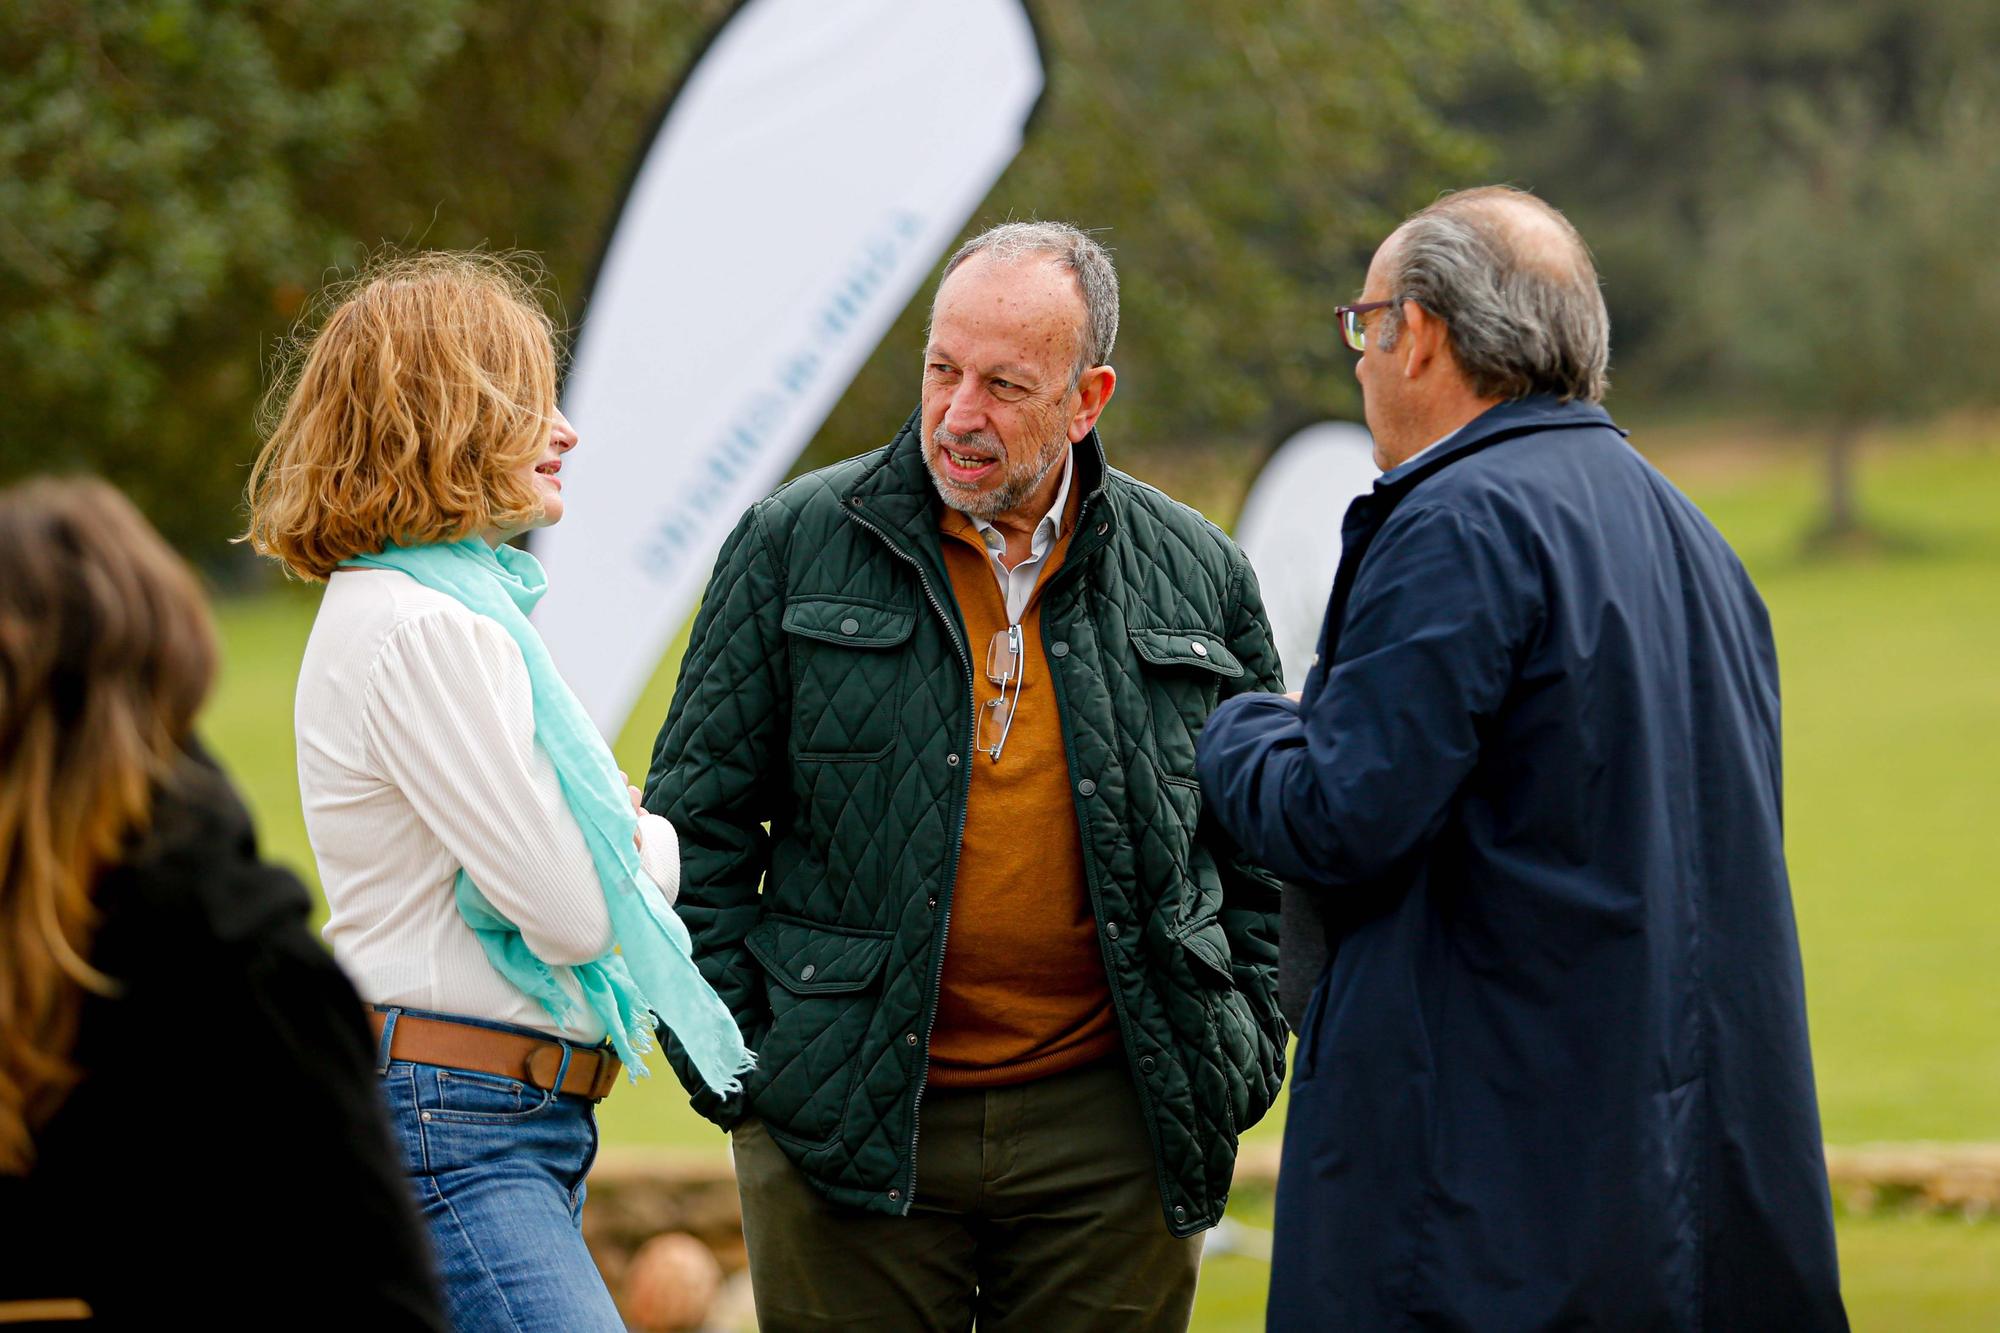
840;618;860;636
800;964;816;982
888;1188;901;1200
927;896;938;910
1076;778;1096;797
1096;522;1109;535
1190;641;1209;657
906;1032;919;1046
1050;640;1070;657
1105;921;1121;940
1140;1056;1156;1073
946;753;960;767
421;1111;432;1122
1173;1205;1187;1222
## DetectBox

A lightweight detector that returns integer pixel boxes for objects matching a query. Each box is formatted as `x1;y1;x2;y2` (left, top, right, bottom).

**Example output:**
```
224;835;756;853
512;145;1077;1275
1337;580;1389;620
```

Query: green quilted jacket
643;411;1287;1237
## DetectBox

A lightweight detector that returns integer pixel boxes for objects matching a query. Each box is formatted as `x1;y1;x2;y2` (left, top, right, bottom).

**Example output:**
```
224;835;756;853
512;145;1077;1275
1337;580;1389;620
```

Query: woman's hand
623;771;645;850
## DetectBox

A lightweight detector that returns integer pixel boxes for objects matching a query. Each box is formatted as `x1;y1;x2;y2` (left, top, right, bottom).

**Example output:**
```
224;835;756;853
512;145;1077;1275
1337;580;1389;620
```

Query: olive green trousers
730;1059;1203;1332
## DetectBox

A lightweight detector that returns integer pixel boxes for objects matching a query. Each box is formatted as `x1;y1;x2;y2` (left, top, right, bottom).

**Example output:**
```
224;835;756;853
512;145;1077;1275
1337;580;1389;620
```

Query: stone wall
582;1141;2000;1328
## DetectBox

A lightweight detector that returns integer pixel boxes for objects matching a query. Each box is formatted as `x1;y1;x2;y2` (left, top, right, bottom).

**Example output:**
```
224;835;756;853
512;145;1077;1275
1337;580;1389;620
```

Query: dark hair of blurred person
0;477;215;1166
0;477;446;1330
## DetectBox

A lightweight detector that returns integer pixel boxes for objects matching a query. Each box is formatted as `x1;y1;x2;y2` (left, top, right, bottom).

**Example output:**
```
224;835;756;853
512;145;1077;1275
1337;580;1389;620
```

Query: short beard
925;424;1067;522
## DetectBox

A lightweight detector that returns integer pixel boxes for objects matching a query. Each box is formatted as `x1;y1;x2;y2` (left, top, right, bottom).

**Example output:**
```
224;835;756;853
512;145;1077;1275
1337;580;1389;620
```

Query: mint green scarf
342;538;752;1094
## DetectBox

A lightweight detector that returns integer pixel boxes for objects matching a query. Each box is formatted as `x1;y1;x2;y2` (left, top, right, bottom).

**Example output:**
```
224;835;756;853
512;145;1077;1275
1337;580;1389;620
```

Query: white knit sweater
295;567;679;1044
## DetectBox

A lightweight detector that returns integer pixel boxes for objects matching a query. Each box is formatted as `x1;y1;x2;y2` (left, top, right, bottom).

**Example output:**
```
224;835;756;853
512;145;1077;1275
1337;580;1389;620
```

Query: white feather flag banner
1234;421;1382;692
533;0;1043;734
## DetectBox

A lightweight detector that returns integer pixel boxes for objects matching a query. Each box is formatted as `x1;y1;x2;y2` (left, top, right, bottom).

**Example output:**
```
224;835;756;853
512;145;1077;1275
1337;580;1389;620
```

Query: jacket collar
846;407;1114;570
1374;394;1623;500
1308;396;1623;701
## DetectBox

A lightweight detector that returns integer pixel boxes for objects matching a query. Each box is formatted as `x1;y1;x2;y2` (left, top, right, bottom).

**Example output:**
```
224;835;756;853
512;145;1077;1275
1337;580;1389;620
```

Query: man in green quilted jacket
644;221;1287;1332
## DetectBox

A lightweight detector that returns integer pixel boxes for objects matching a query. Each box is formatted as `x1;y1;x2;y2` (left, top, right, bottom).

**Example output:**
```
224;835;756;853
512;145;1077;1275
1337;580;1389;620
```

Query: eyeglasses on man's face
1334;299;1397;353
977;625;1025;762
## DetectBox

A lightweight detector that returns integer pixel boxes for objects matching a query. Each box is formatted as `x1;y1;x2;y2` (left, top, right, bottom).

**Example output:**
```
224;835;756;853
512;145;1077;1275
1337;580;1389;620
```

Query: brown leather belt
369;1010;622;1103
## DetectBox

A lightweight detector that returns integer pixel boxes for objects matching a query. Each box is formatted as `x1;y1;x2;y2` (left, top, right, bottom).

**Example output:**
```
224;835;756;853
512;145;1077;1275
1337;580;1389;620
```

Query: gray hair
1380;187;1609;404
937;221;1119;383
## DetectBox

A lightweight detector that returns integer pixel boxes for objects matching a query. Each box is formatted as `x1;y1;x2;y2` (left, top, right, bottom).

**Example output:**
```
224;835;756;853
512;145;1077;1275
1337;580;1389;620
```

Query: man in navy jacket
1197;187;1847;1330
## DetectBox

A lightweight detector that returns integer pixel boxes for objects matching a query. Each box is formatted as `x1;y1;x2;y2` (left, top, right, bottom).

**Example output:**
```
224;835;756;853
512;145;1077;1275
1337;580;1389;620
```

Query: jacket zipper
1039;549;1187;1233
842;499;974;1217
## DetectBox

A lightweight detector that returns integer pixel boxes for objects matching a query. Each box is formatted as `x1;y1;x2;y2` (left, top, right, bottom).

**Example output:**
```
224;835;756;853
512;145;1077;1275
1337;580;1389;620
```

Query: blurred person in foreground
1196;187;1848;1330
245;252;752;1332
644;221;1287;1331
0;477;445;1329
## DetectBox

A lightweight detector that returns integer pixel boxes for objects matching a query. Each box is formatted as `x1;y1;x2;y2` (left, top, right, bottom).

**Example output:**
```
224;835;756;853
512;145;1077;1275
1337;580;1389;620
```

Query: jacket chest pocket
1128;626;1243;773
782;597;916;761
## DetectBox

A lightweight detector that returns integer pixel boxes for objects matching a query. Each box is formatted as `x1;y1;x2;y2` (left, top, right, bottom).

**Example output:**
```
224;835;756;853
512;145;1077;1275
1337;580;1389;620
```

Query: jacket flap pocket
782;598;916;649
744;917;895;995
1177;916;1236;987
1129;627;1243;678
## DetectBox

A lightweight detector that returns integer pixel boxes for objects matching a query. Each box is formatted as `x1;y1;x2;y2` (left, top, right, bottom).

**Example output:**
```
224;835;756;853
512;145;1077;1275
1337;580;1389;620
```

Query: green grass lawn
1182;1191;2000;1333
203;422;2000;1325
1674;430;2000;1146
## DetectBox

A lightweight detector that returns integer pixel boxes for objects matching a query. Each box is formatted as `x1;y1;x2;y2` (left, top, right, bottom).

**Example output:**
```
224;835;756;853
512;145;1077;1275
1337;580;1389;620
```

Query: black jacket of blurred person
0;748;448;1330
0;474;444;1330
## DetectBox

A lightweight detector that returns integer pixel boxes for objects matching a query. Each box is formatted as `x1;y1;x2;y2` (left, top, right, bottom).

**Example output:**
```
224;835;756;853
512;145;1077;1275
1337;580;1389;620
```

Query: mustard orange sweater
926;493;1119;1087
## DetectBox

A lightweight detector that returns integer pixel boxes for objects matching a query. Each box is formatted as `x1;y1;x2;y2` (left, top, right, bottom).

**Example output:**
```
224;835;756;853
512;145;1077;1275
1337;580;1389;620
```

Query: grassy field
203;418;1999;1327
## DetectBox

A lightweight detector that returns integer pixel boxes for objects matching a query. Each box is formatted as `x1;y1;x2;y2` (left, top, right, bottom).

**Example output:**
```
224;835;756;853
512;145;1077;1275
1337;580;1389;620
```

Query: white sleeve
637;812;681;907
361;609;614;966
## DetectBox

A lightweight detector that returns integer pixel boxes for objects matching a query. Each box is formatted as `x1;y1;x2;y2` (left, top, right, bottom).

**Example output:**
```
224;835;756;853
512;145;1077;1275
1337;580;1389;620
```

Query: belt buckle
524;1042;568;1093
589;1050;620;1100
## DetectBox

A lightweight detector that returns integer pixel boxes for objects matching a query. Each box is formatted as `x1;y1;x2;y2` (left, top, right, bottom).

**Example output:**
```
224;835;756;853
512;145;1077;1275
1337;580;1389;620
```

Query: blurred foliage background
1;0;733;556
10;0;1997;560
8;4;1998;1325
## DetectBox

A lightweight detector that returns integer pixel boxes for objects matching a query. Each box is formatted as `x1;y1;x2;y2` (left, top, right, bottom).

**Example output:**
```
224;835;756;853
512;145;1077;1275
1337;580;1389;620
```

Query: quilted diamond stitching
646;432;1287;1229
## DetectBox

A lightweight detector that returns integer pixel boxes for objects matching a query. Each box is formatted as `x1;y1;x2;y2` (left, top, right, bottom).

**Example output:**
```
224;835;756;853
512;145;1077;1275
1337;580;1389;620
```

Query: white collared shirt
967;446;1076;624
1398;425;1461;471
295;569;681;1044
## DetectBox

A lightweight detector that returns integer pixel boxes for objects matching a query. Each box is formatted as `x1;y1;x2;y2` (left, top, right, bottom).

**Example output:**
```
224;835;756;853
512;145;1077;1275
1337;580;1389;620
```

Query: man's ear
1398;300;1450;382
1068;364;1117;442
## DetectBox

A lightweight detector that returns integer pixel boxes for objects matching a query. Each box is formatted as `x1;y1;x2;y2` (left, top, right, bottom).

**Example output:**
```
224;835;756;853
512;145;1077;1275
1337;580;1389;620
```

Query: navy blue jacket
1197;397;1846;1330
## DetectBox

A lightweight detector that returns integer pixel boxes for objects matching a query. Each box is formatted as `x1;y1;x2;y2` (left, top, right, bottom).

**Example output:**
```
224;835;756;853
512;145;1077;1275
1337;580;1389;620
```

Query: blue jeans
374;1007;624;1332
